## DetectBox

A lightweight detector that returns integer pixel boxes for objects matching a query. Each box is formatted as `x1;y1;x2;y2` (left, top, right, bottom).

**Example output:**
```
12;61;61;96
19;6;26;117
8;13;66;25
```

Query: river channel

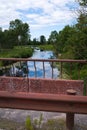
27;49;59;79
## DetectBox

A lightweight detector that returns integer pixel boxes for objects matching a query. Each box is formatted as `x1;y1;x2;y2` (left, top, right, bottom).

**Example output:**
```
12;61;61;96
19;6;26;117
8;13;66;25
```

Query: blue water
27;49;59;78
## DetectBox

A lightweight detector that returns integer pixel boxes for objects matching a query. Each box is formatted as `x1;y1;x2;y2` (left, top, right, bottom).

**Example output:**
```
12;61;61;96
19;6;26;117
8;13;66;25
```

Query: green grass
37;44;54;51
0;46;33;67
0;46;33;58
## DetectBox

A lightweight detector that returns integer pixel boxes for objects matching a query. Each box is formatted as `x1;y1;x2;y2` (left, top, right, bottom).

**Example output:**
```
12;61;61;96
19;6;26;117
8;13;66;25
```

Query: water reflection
27;49;59;79
0;49;59;78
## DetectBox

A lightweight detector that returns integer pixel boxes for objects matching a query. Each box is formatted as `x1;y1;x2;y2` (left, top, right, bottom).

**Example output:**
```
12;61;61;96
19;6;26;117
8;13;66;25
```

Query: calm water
27;49;59;79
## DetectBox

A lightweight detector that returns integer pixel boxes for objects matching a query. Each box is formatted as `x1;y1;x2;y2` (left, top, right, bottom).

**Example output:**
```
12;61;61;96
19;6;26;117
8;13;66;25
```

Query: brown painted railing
0;91;87;130
0;58;87;79
0;58;87;130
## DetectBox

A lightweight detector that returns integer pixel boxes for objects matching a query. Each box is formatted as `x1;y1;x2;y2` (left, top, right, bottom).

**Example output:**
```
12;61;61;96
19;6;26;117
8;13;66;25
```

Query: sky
0;0;79;40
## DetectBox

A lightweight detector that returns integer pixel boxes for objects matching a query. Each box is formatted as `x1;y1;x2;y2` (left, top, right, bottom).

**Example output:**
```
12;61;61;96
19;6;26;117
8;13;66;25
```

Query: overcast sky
0;0;78;39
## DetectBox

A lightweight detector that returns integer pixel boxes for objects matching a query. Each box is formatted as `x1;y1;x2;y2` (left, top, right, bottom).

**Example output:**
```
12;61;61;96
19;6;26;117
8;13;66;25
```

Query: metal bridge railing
0;58;87;79
0;58;87;130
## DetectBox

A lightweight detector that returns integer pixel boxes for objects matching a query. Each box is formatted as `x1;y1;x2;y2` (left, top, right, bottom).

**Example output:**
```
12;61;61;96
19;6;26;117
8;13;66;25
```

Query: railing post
66;89;77;130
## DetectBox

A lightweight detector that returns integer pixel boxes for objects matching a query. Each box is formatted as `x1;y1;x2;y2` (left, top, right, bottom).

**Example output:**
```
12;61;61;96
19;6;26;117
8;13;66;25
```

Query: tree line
0;0;87;60
48;0;87;60
0;19;31;49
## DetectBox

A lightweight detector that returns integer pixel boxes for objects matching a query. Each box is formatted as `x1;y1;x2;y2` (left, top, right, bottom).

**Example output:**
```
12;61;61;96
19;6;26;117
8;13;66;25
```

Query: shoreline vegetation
0;45;33;67
0;45;53;67
0;46;33;59
0;45;54;58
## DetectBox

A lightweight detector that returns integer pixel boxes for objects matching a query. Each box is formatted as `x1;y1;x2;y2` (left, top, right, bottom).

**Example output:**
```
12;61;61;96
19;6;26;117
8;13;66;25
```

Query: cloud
0;0;78;37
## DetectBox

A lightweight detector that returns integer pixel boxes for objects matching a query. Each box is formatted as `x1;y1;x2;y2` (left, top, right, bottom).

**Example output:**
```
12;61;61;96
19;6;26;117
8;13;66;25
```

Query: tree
9;19;31;46
55;25;75;54
74;0;87;59
40;35;46;44
32;38;40;45
77;0;87;6
0;29;13;49
54;0;87;60
48;30;58;45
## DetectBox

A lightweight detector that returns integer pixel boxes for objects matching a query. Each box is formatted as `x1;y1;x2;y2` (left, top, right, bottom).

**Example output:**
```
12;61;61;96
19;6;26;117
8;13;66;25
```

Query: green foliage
47;0;87;60
25;114;43;130
56;25;77;55
77;0;87;6
11;47;33;58
0;46;33;58
0;46;33;66
34;113;43;129
38;45;54;51
48;30;58;45
46;0;87;87
0;19;30;50
80;65;87;79
25;116;34;130
40;35;46;44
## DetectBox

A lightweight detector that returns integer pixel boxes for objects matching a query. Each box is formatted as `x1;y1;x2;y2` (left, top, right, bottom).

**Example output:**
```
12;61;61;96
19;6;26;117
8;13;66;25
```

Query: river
27;49;59;79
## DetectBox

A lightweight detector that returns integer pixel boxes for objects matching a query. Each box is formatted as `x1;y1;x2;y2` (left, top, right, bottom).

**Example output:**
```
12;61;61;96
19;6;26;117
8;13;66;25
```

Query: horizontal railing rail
0;91;87;114
0;58;87;62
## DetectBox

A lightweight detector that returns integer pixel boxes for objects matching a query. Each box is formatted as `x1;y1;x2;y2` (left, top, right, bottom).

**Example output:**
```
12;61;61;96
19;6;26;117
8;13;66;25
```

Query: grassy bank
36;44;54;51
0;46;33;67
0;46;33;58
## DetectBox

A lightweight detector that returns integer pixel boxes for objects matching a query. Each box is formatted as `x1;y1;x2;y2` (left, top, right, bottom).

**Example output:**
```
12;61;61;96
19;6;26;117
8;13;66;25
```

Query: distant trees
32;38;40;45
40;35;46;44
48;31;58;44
0;0;87;60
31;35;46;45
9;19;30;46
0;19;30;49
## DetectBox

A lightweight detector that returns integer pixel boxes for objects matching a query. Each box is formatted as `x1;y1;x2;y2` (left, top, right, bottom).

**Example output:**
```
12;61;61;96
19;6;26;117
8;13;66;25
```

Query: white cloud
0;0;78;37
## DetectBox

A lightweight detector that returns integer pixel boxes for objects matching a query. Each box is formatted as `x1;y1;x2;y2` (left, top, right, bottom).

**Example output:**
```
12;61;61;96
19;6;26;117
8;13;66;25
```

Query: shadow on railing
0;58;87;79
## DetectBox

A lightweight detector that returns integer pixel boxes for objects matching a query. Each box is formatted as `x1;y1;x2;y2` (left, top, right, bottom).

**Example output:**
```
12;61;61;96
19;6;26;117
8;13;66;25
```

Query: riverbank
37;44;54;51
0;46;33;59
0;46;33;68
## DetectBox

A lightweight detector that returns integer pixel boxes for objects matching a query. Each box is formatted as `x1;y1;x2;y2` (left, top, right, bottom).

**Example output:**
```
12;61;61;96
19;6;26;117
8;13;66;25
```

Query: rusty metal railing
0;58;87;79
0;58;87;130
0;91;87;130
